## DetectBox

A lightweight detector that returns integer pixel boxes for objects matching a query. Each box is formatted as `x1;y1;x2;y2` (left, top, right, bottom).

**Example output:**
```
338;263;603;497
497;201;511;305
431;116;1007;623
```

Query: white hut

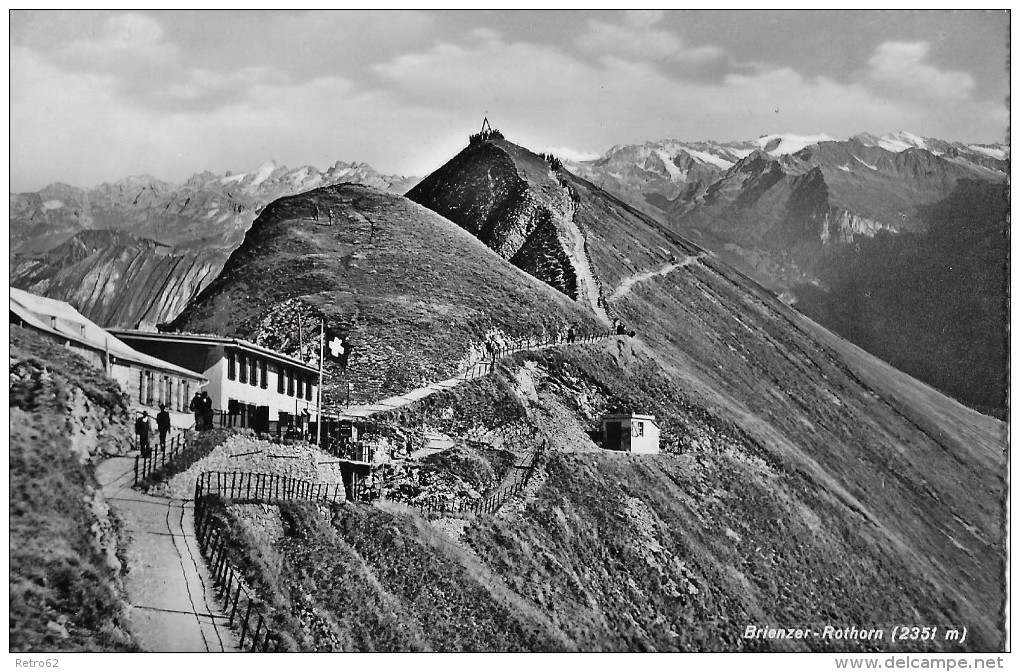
601;413;660;454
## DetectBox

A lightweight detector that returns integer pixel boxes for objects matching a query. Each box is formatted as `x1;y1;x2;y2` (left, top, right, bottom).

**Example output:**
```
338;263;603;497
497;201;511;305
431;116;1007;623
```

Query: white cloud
61;12;178;63
867;41;976;102
538;146;603;163
9;18;1008;192
577;10;724;63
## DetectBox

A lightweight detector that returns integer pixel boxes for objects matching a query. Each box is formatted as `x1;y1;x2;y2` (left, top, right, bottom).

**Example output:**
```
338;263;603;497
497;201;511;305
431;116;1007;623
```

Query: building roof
10;287;206;381
109;329;320;375
602;412;659;426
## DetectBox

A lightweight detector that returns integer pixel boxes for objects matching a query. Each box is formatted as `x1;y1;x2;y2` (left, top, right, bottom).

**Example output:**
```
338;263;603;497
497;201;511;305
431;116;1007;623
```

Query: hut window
249;357;258;386
260;361;268;389
277;365;284;394
228;352;236;380
239;354;247;383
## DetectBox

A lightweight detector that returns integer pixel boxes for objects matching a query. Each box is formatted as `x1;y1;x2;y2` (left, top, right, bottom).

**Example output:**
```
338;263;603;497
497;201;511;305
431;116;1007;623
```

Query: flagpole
316;318;325;446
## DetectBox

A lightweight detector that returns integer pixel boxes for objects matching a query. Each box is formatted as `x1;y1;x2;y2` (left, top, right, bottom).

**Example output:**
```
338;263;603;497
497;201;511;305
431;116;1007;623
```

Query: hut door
606;421;622;450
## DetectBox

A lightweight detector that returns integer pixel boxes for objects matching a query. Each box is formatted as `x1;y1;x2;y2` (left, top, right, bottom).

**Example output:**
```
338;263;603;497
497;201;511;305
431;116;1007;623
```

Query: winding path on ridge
340;335;619;457
97;456;239;652
608;254;704;303
98;334;622;646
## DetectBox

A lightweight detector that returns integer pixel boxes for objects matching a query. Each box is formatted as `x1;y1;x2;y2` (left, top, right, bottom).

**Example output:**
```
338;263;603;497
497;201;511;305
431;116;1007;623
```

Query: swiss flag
325;330;351;368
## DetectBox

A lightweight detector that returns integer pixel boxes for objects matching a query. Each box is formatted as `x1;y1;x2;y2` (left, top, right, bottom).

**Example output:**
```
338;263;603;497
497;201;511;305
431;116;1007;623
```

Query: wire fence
192;470;347;652
193;494;283;652
194;470;346;506
133;429;190;485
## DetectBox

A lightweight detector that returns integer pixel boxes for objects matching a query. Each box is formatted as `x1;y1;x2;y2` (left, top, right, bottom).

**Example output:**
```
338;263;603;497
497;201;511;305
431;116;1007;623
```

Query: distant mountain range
9;130;1008;415
567;132;1008;417
10;160;419;329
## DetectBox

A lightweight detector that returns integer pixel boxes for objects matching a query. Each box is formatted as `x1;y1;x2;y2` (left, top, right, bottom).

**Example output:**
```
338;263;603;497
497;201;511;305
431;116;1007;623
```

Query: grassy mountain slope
403;136;1006;649
10;326;137;651
170;183;600;404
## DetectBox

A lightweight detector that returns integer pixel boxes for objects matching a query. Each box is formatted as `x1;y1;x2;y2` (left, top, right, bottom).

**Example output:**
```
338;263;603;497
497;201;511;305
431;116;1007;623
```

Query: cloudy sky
10;9;1010;192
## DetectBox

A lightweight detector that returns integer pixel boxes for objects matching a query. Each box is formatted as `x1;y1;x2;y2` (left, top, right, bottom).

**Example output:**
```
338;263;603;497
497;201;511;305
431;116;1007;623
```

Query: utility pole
316;318;325;446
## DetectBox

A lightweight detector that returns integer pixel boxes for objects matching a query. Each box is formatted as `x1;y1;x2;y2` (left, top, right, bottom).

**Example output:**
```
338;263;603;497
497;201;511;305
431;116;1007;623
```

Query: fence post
229;581;242;626
239;602;253;648
262;626;273;652
251;614;264;652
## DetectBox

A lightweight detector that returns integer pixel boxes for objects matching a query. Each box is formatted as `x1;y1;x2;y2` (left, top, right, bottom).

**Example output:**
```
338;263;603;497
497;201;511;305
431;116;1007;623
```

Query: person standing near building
200;391;214;430
135;411;152;457
156;404;171;451
189;391;203;430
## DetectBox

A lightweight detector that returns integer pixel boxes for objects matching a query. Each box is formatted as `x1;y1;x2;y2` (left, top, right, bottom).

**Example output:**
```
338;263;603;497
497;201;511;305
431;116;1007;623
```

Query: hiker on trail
566;324;576;344
616;320;627;336
135;411;152;457
189;392;203;430
200;392;214;430
485;338;495;362
156;404;171;451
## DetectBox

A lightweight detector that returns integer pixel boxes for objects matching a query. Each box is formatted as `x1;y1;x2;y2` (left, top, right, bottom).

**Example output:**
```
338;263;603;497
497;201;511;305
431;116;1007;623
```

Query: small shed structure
601;413;660;454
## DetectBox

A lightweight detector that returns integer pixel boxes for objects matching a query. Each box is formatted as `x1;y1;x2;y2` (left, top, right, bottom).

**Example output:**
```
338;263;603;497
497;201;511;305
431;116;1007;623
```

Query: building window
260;361;268;389
50;316;56;329
633;421;644;438
228;352;236;380
239;354;247;383
305;377;312;401
145;371;154;405
139;371;146;404
277;365;284;394
182;381;189;411
249;357;257;386
287;371;294;397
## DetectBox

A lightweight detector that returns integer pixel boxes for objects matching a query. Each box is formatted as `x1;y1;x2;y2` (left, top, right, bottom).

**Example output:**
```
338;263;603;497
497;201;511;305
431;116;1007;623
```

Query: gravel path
96;455;239;652
608;254;703;302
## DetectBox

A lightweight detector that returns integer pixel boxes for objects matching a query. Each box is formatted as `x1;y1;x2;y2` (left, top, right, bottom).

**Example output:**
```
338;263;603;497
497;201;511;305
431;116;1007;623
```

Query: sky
9;9;1011;192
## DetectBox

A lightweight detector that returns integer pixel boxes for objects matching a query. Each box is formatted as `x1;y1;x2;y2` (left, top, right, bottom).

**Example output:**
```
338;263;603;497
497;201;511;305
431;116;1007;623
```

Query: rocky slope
10;325;138;651
10;161;418;329
168;183;600;406
400;132;1006;650
11;230;222;329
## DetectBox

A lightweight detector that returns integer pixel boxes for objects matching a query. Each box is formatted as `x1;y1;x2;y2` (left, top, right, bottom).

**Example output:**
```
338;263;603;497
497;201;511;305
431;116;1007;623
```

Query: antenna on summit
480;116;492;135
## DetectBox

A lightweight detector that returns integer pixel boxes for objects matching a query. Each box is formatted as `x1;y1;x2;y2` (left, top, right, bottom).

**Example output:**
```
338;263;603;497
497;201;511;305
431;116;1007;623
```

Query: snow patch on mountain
853;155;878;171
683;148;736;169
968;145;1007;160
653;150;686;180
755;133;836;155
